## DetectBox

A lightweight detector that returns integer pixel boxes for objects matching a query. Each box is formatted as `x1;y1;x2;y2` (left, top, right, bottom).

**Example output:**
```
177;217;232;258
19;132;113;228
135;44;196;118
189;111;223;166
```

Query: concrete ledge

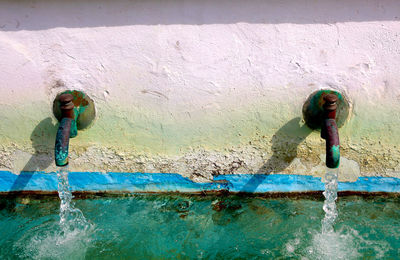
1;171;400;194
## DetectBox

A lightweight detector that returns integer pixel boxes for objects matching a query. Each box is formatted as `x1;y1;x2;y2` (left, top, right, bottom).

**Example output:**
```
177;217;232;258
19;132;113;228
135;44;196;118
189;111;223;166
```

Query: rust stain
212;201;227;212
70;90;89;107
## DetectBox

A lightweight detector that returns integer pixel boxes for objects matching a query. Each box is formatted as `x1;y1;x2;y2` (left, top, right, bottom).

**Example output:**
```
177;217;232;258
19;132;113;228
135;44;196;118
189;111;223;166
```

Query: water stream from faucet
57;166;91;235
321;168;339;234
305;167;359;259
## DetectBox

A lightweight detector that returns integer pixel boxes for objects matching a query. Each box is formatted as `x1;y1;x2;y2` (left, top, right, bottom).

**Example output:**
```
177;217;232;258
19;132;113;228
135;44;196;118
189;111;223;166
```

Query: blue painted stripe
338;177;400;193
0;171;400;193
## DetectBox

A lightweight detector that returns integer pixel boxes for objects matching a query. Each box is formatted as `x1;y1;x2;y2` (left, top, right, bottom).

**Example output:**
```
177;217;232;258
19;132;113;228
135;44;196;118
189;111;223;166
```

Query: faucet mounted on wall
53;90;95;167
321;94;340;168
302;90;350;169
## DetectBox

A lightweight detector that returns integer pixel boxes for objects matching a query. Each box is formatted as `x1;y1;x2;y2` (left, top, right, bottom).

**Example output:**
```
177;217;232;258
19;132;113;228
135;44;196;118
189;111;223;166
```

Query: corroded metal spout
55;93;77;167
321;94;340;168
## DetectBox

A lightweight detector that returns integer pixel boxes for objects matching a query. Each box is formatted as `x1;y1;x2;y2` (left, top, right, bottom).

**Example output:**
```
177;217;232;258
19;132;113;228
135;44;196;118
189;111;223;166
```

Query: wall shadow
0;118;56;212
239;117;312;193
0;0;399;31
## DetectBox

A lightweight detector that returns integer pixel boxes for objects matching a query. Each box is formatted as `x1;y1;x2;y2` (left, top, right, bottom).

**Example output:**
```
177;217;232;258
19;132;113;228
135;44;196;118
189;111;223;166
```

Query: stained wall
1;0;400;183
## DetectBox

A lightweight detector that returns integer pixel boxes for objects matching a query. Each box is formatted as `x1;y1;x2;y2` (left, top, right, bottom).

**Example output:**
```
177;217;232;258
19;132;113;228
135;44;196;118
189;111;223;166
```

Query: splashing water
282;168;362;259
17;167;95;259
4;193;398;258
57;166;92;235
306;168;361;259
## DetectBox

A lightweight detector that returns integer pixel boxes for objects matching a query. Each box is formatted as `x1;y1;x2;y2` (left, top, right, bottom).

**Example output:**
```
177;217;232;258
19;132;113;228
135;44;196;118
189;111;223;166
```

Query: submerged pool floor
0;194;399;259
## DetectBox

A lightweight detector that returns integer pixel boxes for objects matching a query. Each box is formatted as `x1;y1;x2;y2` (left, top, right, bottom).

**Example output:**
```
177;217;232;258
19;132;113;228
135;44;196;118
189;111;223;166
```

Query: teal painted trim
0;171;400;193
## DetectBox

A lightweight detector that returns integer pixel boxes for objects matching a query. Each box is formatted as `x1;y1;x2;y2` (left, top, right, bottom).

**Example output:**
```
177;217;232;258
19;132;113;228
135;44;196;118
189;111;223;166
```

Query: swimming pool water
0;194;399;259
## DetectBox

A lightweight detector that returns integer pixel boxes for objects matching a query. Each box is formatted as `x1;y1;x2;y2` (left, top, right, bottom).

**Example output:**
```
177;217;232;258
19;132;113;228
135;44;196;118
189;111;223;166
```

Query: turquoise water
0;194;399;259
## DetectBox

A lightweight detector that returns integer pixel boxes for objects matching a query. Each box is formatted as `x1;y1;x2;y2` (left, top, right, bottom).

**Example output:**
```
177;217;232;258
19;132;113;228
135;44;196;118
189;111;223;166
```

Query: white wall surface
0;0;400;182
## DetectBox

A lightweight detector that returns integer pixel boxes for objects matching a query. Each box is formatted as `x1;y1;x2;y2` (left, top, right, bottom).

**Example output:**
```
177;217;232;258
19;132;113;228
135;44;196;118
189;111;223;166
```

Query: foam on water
307;228;360;259
285;224;393;259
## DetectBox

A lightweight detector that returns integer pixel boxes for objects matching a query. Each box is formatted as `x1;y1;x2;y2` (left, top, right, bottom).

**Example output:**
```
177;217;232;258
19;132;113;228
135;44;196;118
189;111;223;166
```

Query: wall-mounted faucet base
302;90;349;130
53;90;95;130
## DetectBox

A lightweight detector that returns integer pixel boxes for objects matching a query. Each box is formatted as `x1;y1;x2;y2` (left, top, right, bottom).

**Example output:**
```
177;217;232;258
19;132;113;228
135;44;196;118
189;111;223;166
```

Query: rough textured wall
0;0;400;182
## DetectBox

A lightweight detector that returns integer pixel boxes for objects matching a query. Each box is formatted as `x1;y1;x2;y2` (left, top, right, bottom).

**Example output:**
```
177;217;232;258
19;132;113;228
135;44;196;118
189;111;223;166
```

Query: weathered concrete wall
0;0;400;182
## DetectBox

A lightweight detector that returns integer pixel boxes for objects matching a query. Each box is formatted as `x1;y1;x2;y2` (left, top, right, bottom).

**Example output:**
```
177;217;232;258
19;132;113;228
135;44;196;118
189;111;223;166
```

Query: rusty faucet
53;90;95;167
54;93;77;166
321;94;340;168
